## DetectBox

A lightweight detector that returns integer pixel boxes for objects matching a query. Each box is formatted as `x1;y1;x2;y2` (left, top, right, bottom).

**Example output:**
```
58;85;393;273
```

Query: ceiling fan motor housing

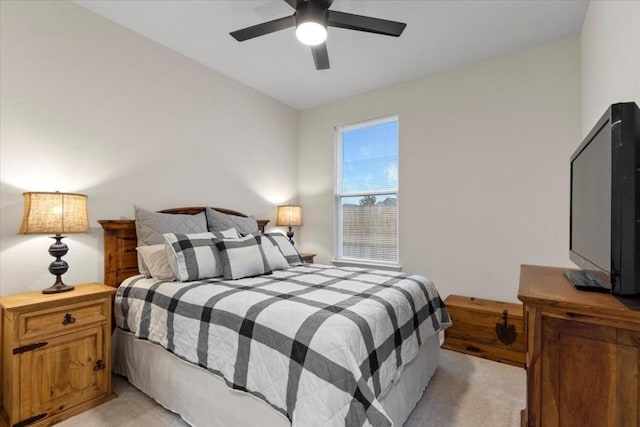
296;2;328;27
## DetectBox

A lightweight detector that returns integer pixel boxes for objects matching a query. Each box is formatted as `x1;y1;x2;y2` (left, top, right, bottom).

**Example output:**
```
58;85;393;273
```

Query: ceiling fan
229;0;407;70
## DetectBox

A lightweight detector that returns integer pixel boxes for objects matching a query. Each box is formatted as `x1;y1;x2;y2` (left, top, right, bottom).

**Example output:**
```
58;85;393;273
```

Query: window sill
331;259;402;272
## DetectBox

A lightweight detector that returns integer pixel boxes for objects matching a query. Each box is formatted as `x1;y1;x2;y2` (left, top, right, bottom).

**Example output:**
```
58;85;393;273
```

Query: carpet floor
58;349;525;427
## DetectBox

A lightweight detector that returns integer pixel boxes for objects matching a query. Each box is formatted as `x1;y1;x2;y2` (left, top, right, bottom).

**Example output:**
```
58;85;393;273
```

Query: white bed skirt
112;329;440;426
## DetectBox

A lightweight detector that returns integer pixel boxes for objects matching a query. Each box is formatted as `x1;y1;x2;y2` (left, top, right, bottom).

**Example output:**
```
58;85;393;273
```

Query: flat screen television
568;102;640;296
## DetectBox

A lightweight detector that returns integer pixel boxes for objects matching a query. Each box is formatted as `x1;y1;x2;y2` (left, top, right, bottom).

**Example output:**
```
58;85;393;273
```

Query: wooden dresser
0;284;116;427
518;265;640;427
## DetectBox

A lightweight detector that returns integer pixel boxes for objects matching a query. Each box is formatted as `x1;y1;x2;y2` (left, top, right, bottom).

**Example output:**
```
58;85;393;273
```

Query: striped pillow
261;239;289;271
164;229;238;282
263;232;304;264
215;234;272;280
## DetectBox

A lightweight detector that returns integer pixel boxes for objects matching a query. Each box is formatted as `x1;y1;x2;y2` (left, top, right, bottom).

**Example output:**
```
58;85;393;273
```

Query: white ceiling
75;0;589;110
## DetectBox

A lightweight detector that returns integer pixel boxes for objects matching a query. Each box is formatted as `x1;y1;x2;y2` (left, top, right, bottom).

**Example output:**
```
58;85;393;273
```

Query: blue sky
341;120;398;194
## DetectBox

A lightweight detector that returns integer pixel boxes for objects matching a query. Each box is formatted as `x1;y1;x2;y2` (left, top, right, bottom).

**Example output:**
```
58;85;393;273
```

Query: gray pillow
206;207;258;236
134;206;208;275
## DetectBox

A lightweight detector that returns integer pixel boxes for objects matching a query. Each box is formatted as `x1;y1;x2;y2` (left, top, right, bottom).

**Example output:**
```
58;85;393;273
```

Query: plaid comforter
115;264;450;427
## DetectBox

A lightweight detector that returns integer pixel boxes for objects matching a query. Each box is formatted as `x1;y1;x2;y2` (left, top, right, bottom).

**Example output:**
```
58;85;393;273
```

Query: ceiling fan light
296;21;327;46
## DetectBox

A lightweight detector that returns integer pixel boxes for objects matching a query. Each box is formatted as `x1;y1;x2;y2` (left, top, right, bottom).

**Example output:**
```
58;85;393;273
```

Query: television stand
518;265;640;427
564;269;611;293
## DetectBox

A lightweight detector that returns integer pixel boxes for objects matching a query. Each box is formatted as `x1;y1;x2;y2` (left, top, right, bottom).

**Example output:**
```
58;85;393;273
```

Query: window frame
334;115;400;269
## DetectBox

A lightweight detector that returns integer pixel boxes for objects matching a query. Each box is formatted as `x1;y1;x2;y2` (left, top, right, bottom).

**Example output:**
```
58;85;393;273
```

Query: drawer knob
93;359;106;371
62;313;76;325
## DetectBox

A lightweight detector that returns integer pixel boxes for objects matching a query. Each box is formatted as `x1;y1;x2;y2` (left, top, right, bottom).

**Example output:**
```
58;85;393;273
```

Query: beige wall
5;1;628;302
581;0;640;136
0;1;298;295
298;37;581;302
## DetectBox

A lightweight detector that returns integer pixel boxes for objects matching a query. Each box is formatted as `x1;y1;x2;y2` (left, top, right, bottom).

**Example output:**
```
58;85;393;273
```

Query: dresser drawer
17;298;109;342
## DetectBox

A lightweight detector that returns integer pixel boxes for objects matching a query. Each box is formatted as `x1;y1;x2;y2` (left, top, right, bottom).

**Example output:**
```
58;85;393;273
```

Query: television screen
568;102;640;295
570;122;611;275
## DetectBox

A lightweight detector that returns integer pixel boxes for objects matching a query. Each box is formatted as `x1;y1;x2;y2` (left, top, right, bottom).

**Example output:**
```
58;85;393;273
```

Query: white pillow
136;245;176;281
261;240;289;271
164;229;239;282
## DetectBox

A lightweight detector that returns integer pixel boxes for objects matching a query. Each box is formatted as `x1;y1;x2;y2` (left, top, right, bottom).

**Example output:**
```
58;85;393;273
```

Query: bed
99;207;450;427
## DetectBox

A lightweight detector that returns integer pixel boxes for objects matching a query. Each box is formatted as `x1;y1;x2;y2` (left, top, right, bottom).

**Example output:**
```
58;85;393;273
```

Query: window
335;116;399;266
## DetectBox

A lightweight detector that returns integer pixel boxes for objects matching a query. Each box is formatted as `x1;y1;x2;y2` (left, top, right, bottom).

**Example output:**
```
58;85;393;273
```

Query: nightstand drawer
18;298;109;342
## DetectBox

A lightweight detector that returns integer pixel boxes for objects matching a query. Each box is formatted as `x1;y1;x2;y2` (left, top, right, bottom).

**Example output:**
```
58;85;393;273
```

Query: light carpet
58;349;525;427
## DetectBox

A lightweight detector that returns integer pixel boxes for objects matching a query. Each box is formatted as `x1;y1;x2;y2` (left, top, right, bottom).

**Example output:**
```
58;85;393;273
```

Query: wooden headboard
98;207;269;289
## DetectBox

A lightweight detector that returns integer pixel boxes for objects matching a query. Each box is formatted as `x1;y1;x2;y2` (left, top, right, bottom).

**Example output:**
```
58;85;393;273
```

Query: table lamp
276;205;302;245
19;192;89;294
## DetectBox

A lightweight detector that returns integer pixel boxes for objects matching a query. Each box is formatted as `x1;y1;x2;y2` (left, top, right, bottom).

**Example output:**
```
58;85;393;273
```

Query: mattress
112;329;441;427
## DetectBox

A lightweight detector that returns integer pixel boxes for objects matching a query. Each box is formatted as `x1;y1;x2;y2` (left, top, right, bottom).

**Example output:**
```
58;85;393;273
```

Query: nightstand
300;252;316;263
0;283;116;427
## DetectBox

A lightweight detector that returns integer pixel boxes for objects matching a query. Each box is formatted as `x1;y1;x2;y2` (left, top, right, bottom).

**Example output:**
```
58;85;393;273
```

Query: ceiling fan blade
327;10;406;37
230;15;296;41
284;0;299;9
312;0;335;9
311;43;330;70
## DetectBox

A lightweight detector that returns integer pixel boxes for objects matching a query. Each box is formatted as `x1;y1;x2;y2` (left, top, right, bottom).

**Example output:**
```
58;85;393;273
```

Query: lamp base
42;234;74;294
287;226;295;246
42;283;75;294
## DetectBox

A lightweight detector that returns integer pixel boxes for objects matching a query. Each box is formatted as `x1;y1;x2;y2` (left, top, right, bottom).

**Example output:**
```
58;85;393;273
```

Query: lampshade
276;205;302;227
19;192;89;234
